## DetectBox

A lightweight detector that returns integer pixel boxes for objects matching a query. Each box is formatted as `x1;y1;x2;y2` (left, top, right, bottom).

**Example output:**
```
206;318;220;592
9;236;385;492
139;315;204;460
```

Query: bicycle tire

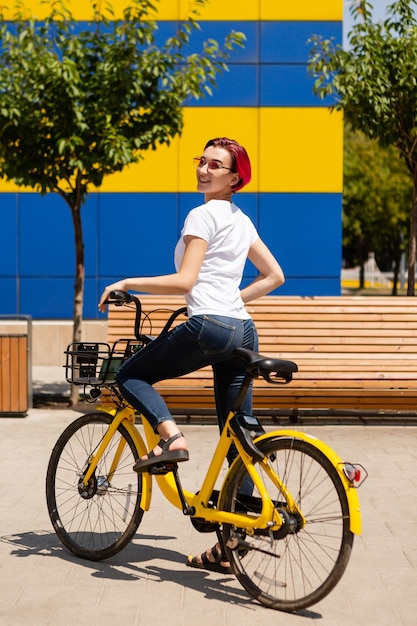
46;411;144;561
221;436;354;612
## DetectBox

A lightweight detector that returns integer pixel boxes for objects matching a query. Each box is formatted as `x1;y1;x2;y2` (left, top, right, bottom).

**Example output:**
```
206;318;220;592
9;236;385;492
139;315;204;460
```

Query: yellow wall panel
0;107;342;194
261;0;342;21
99;140;179;192
2;0;181;20
179;0;259;20
3;0;98;20
259;108;343;193
0;141;179;193
2;0;343;21
181;0;342;22
2;0;253;21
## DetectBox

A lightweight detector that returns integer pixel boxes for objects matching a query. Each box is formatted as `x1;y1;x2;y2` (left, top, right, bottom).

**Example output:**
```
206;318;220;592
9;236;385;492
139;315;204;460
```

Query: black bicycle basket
64;338;144;386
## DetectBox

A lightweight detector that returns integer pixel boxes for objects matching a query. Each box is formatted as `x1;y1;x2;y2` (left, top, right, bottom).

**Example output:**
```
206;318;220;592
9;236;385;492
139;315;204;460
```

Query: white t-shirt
174;199;259;318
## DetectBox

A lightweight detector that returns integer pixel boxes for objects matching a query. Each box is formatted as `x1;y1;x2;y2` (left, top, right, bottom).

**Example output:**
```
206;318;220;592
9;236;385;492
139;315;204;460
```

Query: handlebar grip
109;290;132;303
107;291;142;340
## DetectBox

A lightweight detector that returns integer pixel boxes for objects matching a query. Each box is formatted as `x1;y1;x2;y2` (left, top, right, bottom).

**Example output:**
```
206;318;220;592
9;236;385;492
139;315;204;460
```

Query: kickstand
172;466;195;516
215;528;228;562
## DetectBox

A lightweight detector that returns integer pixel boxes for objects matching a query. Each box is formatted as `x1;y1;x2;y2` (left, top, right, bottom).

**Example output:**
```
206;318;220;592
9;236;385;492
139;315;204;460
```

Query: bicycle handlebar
106;291;187;341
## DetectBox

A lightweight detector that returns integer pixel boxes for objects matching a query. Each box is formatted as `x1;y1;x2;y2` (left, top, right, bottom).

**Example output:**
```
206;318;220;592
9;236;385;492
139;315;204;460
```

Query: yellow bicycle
46;292;366;612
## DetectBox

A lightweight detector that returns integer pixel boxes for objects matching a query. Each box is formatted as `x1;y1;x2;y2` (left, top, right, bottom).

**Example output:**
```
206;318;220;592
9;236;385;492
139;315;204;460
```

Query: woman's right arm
98;235;208;311
240;238;285;304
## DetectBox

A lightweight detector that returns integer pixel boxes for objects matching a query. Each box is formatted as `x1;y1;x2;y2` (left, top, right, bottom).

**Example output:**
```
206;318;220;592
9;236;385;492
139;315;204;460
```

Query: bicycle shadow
1;528;180;576
1;529;322;618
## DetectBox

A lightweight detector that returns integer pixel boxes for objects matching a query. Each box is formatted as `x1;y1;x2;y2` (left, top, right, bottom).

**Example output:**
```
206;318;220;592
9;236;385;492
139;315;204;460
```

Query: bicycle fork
79;409;132;488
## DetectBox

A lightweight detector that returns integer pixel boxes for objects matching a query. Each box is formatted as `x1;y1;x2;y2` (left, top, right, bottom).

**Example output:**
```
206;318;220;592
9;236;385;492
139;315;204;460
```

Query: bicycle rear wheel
46;411;144;560
222;436;353;612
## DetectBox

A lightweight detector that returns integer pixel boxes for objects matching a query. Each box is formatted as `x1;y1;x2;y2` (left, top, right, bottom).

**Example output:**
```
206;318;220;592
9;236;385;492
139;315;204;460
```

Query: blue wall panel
83;195;100;279
98;193;179;277
187;64;335;107
20;277;75;317
19;193;74;276
260;21;342;62
260;65;320;107
259;193;342;279
185;65;259;107
166;21;259;63
0;278;19;314
0;194;19;312
1;194;18;275
84;276;101;317
277;277;341;296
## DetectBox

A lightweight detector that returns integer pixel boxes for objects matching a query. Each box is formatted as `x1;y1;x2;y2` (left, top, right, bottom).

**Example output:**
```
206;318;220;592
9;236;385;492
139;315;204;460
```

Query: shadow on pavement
1;529;322;618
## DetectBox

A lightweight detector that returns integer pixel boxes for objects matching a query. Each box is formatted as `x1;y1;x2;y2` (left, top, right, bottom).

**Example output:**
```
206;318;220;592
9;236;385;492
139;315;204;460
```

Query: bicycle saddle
233;347;298;383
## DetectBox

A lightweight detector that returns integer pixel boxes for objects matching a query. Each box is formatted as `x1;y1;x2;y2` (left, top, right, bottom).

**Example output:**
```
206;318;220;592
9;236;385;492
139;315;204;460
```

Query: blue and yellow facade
0;0;343;319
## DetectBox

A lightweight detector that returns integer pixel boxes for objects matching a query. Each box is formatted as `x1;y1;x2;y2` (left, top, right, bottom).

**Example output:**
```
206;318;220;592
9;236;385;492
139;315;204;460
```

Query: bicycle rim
46;411;144;560
222;436;353;612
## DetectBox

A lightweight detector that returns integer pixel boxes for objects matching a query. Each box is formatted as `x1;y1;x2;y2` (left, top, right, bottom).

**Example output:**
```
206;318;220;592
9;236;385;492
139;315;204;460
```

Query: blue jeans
117;315;258;444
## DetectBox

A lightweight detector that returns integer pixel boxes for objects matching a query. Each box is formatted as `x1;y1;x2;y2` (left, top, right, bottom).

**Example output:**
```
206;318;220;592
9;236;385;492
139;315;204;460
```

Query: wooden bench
107;295;417;416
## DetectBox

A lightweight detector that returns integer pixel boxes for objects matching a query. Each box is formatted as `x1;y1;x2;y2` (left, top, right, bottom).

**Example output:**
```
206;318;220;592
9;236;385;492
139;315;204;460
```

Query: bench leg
290;409;299;424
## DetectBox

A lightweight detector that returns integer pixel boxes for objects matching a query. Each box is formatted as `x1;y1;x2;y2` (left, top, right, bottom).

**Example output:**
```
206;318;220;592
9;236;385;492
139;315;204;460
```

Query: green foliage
308;0;417;294
0;0;245;207
343;125;412;270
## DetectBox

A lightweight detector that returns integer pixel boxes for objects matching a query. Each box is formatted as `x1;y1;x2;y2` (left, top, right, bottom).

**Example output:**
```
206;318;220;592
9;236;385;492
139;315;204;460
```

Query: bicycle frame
81;403;362;536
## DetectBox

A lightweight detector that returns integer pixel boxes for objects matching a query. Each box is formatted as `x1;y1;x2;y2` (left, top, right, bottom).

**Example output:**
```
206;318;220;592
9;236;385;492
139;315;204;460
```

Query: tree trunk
359;262;365;289
392;261;399;296
407;182;417;296
70;201;85;406
358;238;365;289
391;246;401;296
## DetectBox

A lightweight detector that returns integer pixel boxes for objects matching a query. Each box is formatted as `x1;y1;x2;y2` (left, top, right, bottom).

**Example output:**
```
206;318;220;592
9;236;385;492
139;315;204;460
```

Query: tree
0;0;244;404
308;0;417;295
343;125;412;293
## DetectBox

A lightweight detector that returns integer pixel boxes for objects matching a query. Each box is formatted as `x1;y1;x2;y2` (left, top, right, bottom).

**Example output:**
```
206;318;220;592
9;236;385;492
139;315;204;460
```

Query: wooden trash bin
0;335;29;416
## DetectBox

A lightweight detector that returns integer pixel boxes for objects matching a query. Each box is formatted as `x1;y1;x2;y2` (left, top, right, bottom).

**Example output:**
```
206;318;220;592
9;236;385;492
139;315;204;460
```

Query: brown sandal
186;544;232;574
133;432;189;473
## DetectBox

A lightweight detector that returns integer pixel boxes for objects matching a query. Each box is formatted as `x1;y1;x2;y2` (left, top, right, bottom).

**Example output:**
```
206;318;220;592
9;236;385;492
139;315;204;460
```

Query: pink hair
203;137;251;192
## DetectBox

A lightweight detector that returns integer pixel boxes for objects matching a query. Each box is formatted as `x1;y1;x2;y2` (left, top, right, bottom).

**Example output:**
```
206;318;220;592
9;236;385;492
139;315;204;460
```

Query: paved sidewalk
1;409;416;626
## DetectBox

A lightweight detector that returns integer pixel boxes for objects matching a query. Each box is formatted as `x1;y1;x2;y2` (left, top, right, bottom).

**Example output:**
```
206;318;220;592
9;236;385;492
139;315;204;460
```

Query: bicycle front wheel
46;411;144;560
222;436;354;612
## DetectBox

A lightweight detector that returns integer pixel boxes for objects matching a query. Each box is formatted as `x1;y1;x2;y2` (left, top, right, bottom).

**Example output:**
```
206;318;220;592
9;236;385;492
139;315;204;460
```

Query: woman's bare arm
240;238;285;304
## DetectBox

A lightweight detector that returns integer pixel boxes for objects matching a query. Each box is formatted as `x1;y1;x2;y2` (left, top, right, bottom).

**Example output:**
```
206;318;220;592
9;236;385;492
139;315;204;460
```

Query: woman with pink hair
99;137;284;572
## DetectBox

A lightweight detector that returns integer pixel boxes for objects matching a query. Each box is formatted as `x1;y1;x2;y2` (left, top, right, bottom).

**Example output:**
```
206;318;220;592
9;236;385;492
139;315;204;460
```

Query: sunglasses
193;157;235;172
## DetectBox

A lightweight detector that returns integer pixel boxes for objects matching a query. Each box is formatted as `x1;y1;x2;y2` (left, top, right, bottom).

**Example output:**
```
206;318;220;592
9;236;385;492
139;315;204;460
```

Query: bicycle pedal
149;462;178;475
